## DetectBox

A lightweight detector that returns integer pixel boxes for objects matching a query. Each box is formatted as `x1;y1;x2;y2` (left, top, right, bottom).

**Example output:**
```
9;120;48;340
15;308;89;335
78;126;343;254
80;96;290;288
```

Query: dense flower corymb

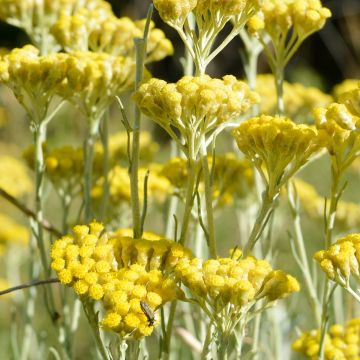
232;115;324;195
293;318;360;359
133;75;259;158
51;222;192;338
0;45;68;121
52;9;173;62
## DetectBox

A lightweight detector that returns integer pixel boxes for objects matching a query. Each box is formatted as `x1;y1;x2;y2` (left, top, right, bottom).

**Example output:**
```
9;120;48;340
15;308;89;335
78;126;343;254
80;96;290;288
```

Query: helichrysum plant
2;1;359;360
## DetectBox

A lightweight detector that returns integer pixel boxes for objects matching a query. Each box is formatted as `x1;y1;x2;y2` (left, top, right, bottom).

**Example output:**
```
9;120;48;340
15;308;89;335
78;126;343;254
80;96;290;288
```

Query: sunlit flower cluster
175;252;299;335
133;75;259;157
233;115;323;196
313;101;360;170
0;45;68;121
333;79;360;101
314;234;360;291
0;0;112;53
51;221;116;300
293;318;360;359
0;155;33;197
51;9;173;62
255;74;332;123
0;213;29;255
248;0;331;41
59;52;135;122
51;222;192;338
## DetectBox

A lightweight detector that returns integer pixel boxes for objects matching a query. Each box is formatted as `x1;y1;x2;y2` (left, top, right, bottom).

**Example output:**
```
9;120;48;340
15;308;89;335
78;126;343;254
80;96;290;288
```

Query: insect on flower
140;300;156;326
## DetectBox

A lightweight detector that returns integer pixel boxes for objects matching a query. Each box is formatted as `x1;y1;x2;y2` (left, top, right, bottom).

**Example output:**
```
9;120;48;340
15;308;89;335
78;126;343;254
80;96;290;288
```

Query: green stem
200;139;217;258
288;186;321;326
84;121;99;223
100;110;110;221
243;188;278;256
318;165;342;359
179;159;198;245
217;332;230;360
274;65;285;115
33;122;48;273
82;299;110;360
162;301;177;360
201;323;213;360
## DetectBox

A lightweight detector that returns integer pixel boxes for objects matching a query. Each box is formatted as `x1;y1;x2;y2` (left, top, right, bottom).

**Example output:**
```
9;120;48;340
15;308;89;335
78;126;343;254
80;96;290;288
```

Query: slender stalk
243;189;278;256
200;139;217;258
100;110;110;221
0;188;62;237
274;65;285;115
288;185;321;326
318;165;342;359
0;278;59;296
179;159;198;245
162;301;177;360
33;122;49;274
82;299;111;360
84;121;99;223
201;323;213;360
130;6;152;237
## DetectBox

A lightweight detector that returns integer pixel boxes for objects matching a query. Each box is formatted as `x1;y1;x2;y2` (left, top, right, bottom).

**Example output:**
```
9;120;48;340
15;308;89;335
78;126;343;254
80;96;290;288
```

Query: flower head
0;0;112;53
0;45;68;121
51;10;173;62
59;52;135;122
233;115;323;195
293;318;360;359
51;221;116;300
175;254;299;322
313;102;360;169
133;75;259;158
314;234;360;288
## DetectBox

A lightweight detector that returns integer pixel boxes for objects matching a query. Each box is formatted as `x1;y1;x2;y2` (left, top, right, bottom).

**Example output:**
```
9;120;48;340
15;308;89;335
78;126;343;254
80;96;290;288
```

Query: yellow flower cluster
0;155;33;197
255;74;332;123
101;265;177;339
111;230;193;272
0;0;112;53
51;222;192;338
133;76;259;155
314;234;360;288
233;116;323;195
338;83;360;119
101;228;192;338
292;178;360;232
91;165;172;210
154;0;260;28
333;79;360;101
0;45;68;120
0;213;29;255
51;9;173;62
314;101;360;168
160;153;254;204
175;253;299;324
51;221;116;300
59;52;135;122
293;318;360;359
248;0;331;40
